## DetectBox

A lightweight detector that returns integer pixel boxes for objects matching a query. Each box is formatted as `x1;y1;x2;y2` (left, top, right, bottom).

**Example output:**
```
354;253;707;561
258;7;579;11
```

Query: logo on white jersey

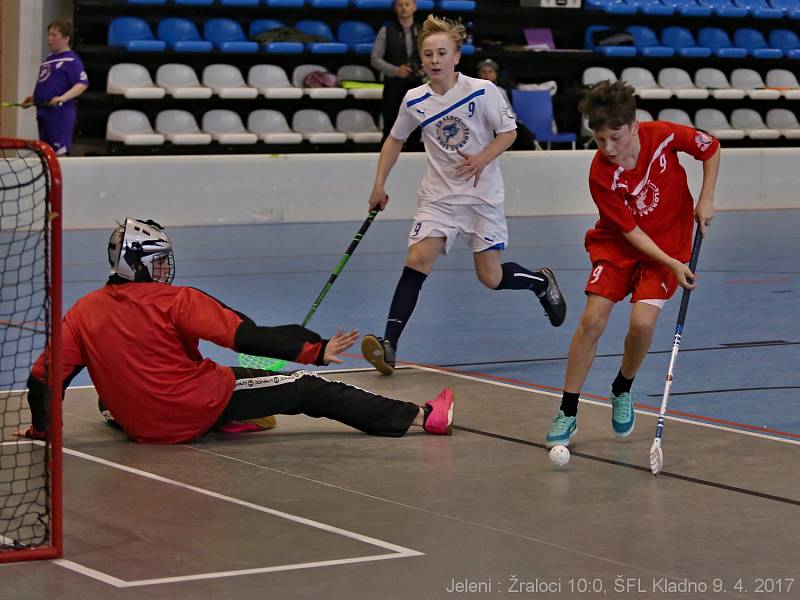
626;181;661;217
501;105;515;120
436;115;470;151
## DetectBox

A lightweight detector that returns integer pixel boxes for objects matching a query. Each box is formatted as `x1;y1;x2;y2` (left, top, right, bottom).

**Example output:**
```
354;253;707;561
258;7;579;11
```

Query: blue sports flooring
61;209;799;440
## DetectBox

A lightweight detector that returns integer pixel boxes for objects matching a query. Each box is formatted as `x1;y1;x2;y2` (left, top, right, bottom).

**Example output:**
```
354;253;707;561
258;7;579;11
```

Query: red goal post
0;138;63;562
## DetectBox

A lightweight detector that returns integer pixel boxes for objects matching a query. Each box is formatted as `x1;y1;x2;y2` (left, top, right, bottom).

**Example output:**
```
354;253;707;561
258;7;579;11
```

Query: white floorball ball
549;445;570;467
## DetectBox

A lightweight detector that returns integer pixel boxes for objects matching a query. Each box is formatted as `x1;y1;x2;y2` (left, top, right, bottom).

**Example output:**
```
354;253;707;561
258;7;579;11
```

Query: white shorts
408;201;509;255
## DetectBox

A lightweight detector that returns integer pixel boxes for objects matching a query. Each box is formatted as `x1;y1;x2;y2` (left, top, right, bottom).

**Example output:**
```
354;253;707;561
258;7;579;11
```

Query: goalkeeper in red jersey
22;218;454;444
545;80;720;448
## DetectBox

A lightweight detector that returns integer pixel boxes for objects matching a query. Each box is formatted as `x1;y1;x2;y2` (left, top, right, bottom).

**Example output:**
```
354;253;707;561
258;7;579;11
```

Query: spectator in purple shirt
23;21;89;156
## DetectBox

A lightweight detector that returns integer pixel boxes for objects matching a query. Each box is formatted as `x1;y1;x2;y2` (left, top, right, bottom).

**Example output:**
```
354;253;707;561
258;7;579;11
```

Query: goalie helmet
108;218;175;284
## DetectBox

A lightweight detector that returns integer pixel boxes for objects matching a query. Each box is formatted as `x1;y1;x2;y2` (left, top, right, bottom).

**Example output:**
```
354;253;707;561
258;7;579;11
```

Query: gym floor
2;209;798;599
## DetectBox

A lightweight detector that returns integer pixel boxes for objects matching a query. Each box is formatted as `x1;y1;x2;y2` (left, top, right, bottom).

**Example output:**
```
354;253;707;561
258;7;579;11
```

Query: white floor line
46;446;422;587
408;364;800;446
55;552;416;588
183;448;754;599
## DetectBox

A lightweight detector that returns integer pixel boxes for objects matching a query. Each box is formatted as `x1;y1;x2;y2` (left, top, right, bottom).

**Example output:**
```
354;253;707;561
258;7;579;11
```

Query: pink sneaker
218;415;277;433
423;389;454;435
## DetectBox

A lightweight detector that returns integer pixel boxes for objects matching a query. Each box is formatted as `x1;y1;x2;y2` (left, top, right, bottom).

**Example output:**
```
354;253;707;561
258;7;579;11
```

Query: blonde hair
418;14;465;51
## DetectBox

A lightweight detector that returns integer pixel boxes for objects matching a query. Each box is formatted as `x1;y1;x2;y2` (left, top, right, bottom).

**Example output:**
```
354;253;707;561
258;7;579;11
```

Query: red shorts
585;259;679;303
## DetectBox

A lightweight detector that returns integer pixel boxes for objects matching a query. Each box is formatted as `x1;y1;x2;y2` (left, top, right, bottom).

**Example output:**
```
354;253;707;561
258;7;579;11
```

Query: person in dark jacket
371;0;424;149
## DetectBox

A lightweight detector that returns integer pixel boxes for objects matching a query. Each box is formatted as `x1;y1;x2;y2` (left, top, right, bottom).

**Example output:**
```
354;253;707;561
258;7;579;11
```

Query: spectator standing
23;21;88;156
371;0;424;149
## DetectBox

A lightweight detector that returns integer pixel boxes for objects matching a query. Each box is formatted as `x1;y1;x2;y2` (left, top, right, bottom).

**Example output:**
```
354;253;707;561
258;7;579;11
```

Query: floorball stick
238;209;379;371
650;227;704;475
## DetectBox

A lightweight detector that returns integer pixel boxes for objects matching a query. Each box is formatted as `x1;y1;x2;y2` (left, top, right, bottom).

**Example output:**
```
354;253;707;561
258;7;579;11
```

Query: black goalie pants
217;368;420;437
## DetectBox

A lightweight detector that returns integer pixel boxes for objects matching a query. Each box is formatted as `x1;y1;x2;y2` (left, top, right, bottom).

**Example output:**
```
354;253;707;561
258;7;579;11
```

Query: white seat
730;108;781;139
201;110;258;144
106;110;165;145
636;108;654;122
657;108;694;127
582;66;617;86
247;110;302;144
247;65;302;99
695;68;746;100
335;109;382;143
730;69;781;101
291;109;347;143
155;110;211;145
155;64;212;99
202;64;258;99
621;67;672;100
658;68;709;100
765;69;800;100
766;108;800;138
336;65;383;99
694;108;745;140
291;64;348;99
107;63;165;99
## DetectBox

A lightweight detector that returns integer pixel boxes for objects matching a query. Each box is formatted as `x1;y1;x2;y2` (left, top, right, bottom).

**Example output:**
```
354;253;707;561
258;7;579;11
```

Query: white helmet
108;218;175;284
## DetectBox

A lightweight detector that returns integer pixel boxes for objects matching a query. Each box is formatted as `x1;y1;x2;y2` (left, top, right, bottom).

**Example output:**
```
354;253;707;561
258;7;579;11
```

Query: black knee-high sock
560;391;580;417
612;370;635;397
494;262;547;295
384;266;427;349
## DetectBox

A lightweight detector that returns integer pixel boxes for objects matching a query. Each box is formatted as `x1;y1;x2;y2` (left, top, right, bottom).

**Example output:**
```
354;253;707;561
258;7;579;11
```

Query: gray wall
57;149;800;229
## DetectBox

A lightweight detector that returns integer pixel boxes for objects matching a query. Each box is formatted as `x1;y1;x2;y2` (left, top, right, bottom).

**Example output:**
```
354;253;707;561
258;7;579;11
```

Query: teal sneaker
545;410;577;448
610;392;635;437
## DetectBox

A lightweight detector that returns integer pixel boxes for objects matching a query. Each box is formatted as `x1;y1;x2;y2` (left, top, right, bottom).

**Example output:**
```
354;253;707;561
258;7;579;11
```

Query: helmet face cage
108;218;175;284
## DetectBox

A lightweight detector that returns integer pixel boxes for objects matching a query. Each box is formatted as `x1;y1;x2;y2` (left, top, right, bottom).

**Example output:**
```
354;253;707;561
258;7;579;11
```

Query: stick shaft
301;210;378;326
654;227;703;440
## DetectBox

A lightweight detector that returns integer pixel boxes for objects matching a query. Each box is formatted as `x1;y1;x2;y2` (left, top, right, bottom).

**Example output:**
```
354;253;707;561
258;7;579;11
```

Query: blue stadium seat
221;0;260;5
337;21;377;54
733;0;783;15
697;0;748;16
669;0;713;16
601;0;639;14
416;1;435;9
734;27;783;57
769;0;800;17
295;20;349;53
585;25;637;56
661;26;712;56
511;90;576;149
698;27;749;57
250;19;304;53
626;25;675;56
264;0;305;6
108;17;166;52
158;18;213;52
308;0;348;6
351;0;392;7
128;0;166;4
769;29;800;57
204;19;259;53
438;1;477;10
460;44;475;54
639;0;676;16
175;0;214;4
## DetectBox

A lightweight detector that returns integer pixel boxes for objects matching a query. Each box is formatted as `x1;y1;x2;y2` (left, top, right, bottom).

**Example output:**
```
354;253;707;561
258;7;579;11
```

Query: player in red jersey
21;218;454;444
545;80;720;447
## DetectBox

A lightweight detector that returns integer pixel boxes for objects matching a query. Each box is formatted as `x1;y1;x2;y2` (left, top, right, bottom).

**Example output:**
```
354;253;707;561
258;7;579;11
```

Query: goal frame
0;138;63;562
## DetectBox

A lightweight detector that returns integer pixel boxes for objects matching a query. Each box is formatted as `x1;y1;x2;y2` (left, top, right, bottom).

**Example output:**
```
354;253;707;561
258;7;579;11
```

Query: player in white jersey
361;14;567;375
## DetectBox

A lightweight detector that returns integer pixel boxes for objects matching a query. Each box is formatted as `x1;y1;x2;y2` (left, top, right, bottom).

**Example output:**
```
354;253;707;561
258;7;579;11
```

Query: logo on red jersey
626;181;661;217
695;131;712;152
